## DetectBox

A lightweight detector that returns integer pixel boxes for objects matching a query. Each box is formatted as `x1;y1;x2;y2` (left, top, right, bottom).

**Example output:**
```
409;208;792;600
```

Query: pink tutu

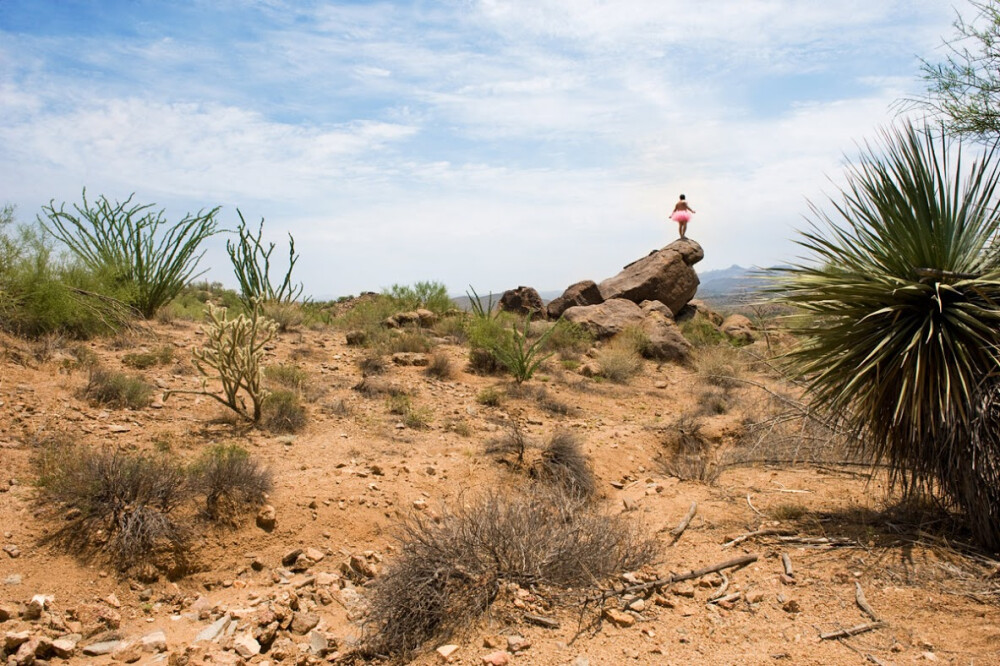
671;210;692;223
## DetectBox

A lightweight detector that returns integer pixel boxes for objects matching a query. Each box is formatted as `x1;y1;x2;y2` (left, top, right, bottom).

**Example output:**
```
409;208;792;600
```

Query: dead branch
781;553;793;578
587;553;759;603
722;528;795;549
777;535;856;548
746;493;764;517
667;501;697;546
523;613;560;629
708;572;730;601
855;582;879;621
820;621;887;641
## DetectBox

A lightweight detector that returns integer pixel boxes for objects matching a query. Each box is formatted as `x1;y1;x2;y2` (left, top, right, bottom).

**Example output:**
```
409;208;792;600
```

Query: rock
481;651;511;665
111;642;142;663
256;505;277;531
281;549;303;567
563;299;645;340
3;544;20;558
391;352;430;366
5;631;30;652
193;613;231;643
672;582;696;598
290;611;320;635
233;632;261;658
598;239;702;314
307;629;330;656
415;308;439;327
498;286;545;318
638;311;691;361
305;548;326;563
82;640;122;657
721;314;756;344
13;639;38;666
547;280;604;320
0;603;16;622
639;300;673;317
578;361;601;377
781;598;801;614
25;594;50;621
603;608;635;628
675;299;723;325
140;630;167;653
506;635;531;653
436;644;459;661
51;638;77;658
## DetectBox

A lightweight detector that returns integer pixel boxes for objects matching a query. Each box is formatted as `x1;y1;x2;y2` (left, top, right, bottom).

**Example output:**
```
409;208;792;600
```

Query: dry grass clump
83;367;154;409
384;329;432;354
533;431;596;500
260;389;307;433
189;444;272;523
35;442;191;574
659;415;720;483
596;339;644;384
542;319;593;359
358;352;388;376
122;345;174;370
485;423;530;463
476;386;503;407
694;344;746;388
359;487;656;659
423;352;456;380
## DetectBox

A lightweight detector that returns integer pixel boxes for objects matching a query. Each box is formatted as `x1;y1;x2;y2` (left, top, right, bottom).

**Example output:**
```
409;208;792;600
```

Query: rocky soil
1;282;999;665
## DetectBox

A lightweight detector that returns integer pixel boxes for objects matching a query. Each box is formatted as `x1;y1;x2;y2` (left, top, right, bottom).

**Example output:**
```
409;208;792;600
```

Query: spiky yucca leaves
774;122;1000;547
169;300;278;423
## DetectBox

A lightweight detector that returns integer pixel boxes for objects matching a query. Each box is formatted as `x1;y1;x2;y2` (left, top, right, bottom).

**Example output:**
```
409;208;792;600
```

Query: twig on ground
666;502;698;546
781;553;794;578
708;572;730;601
523;613;560;629
746;493;764;517
855;582;879;621
820;621;886;641
722;528;795;549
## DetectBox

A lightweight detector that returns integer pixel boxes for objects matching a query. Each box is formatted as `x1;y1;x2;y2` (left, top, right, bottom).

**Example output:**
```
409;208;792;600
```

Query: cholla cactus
190;300;278;423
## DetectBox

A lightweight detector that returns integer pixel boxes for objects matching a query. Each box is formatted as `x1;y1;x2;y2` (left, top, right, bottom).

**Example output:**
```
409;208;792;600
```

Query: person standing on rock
670;194;695;239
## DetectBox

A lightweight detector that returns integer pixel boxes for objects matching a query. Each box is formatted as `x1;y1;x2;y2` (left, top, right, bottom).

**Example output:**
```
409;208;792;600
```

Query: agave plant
774;121;1000;548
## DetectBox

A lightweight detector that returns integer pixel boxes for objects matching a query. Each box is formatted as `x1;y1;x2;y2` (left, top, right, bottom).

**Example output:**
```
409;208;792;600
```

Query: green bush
123;346;174;370
596;339;643;384
489;316;556;383
41;189;220;319
387;281;452;315
680;313;725;347
542;319;593;358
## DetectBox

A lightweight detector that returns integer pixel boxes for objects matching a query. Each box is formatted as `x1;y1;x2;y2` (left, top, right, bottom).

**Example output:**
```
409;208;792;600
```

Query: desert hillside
1;244;998;666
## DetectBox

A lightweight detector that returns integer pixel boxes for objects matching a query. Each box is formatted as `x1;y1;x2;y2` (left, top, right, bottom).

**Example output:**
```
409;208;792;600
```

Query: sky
0;0;961;299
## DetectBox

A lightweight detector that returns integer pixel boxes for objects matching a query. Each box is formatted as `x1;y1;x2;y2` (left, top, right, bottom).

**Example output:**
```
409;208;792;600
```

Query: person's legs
679;221;687;238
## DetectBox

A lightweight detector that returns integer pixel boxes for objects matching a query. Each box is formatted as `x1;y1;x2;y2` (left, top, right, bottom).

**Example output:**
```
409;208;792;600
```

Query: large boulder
598;239;703;315
563;299;645;340
675;298;723;326
721;314;756;344
639;311;692;362
546;280;604;319
499;286;545;318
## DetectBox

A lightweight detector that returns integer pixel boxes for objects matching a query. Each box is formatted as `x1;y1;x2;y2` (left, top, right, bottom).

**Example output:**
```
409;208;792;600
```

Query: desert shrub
660;415;719;483
533;431;596;500
694;344;745;388
171;301;278;423
387;281;452;315
466;285;500;321
424;352;455;380
476;386;503;407
542;319;593;358
122;346;174;370
261;301;305;332
0;214;124;339
353;377;408;398
261;389;307;433
264;363;308;392
465;315;510;374
41;190;219;319
445;418;472;437
596;339;644;383
431;313;467;341
485;423;531;463
360;487;656;658
189;444;272;523
383;329;432;354
491;316;556;383
84;367;153;409
227;211;303;307
774;122;1000;548
35;442;191;572
404;406;433;429
697;388;730;415
680;313;726;347
359;352;388;376
386;393;412;415
614;325;652;357
156;280;242;322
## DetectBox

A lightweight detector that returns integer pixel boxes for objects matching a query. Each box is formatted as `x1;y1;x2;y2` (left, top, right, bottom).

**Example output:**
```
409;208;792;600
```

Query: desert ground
1;297;999;666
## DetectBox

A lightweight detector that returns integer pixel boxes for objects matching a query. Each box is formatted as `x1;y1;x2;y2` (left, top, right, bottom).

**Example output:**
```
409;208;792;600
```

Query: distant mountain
696;265;768;304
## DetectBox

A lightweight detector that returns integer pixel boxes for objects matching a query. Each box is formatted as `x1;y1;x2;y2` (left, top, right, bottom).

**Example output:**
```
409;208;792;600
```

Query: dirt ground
1;317;998;665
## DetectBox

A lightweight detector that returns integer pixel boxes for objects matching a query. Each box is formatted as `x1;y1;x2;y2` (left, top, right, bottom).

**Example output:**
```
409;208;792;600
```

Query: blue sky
0;0;957;298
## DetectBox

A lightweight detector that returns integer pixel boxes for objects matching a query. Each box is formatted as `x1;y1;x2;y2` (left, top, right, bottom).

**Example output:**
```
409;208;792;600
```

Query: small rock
781;599;801;614
281;549;303;567
672;582;696;598
627;598;645;612
51;638;77;658
305;548;325;563
0;603;16;622
141;630;167;653
25;594;49;620
290;611;320;635
193;613;231;643
307;630;329;656
106;593;121;608
82;640;122;657
111;642;142;664
603;608;635;628
4;574;22;586
256;505;277;531
506;635;531;653
921;652;939;662
3;544;20;558
5;631;30;652
436;644;459;661
481;651;510;665
482;635;505;649
233;632;261;658
745;590;766;604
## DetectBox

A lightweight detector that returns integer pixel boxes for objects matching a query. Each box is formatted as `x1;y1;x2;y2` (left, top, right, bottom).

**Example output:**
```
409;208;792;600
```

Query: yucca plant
492;315;556;383
773;121;1000;548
